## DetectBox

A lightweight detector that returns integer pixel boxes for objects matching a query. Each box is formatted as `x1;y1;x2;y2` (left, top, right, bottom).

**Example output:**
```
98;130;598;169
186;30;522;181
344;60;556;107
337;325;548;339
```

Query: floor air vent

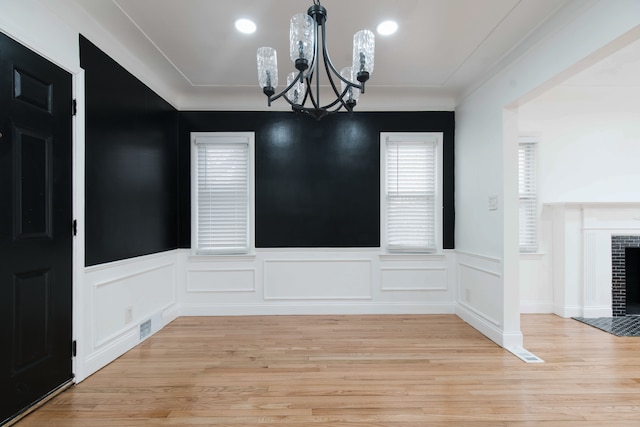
507;346;544;363
140;319;152;340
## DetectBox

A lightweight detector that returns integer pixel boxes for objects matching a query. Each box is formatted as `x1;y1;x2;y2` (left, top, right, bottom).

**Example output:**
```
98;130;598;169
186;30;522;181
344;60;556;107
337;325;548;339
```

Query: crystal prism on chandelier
257;0;375;120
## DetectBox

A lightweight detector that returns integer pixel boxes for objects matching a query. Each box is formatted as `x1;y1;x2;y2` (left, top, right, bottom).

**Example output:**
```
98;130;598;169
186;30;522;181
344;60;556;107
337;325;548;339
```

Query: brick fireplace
611;235;640;316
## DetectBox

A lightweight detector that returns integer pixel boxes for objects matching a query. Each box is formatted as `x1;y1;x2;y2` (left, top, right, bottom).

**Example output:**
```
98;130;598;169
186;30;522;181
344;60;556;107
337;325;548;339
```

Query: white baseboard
163;304;181;325
555;305;613;319
77;304;179;383
80;328;139;383
180;302;456;316
455;303;523;348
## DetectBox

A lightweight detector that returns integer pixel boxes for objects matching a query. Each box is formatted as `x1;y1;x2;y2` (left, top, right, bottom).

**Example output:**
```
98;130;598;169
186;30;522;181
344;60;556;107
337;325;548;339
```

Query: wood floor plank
12;314;640;426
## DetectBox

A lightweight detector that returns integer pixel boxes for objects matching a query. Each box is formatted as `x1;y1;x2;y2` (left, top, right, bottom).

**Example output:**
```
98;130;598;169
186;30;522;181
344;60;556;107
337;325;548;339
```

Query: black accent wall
80;35;454;263
178;111;455;249
80;36;179;266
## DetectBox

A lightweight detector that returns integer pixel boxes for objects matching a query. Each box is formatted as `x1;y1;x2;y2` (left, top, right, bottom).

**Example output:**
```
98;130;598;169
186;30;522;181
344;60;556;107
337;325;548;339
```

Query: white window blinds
195;137;249;254
385;140;437;252
518;140;537;252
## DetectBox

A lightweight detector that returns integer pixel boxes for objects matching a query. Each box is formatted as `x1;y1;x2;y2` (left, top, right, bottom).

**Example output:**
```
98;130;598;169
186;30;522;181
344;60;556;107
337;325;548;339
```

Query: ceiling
66;0;576;110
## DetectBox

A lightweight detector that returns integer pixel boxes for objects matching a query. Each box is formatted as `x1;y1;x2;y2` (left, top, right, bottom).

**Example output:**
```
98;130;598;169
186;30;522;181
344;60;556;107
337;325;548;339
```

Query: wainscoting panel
186;269;255;293
81;251;179;381
264;259;372;300
455;251;505;345
457;262;502;326
381;267;448;291
178;249;456;315
93;262;174;346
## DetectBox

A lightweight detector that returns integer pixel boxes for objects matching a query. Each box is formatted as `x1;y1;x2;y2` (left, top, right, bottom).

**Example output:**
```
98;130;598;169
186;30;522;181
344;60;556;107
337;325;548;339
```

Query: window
518;137;537;252
191;132;254;254
381;132;443;253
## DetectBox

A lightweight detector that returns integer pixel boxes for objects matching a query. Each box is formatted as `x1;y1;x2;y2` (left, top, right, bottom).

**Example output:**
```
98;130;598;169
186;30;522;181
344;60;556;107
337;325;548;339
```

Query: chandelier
256;0;375;120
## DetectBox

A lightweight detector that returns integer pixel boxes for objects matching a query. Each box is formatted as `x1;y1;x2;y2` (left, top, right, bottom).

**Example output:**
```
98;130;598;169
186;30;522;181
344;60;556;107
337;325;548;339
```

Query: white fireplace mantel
546;203;640;318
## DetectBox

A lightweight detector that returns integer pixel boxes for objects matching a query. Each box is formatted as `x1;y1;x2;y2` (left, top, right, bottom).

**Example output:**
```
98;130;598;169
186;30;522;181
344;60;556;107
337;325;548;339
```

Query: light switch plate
488;196;498;211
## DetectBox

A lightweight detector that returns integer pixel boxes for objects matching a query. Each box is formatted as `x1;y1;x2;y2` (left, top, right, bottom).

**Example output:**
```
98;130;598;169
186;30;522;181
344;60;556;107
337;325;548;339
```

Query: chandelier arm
299;17;322;110
316;22;359;111
293;103;344;120
299;75;311;106
319;23;364;92
266;70;305;104
319;25;345;106
331;87;354;110
301;98;350;116
318;87;353;110
317;63;357;112
280;94;299;107
315;30;321;107
312;15;323;108
329;102;349;113
291;88;355;119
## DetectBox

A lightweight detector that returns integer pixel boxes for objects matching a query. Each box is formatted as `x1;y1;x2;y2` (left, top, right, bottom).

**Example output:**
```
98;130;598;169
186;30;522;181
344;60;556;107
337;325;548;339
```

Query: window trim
190;132;255;255
380;132;444;254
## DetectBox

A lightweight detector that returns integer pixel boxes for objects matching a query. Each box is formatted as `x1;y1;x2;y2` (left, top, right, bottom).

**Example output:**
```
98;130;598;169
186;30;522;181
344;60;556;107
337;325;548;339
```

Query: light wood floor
14;314;640;426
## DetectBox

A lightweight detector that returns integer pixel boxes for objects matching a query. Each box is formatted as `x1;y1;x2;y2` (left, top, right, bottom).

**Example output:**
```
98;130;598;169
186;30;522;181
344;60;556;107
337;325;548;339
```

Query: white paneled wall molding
178;249;456;316
76;246;526;382
79;251;179;382
453;251;517;346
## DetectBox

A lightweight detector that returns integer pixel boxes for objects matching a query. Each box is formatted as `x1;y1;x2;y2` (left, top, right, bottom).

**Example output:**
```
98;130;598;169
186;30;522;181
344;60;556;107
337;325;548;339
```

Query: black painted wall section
80;36;178;266
78;35;454;257
178;111;454;249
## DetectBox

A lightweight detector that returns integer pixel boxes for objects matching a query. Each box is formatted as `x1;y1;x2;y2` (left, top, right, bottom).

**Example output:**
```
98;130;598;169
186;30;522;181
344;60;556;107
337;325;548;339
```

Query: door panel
13;269;52;371
13;67;54;113
0;31;73;423
14;126;53;239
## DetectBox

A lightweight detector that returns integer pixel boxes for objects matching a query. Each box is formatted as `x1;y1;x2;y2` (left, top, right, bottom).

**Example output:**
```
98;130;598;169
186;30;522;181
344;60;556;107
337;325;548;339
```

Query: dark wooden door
0;31;73;423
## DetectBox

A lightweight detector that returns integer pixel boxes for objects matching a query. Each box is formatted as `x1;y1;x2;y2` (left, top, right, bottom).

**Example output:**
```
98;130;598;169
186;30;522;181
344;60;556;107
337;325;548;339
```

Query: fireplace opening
626;247;640;315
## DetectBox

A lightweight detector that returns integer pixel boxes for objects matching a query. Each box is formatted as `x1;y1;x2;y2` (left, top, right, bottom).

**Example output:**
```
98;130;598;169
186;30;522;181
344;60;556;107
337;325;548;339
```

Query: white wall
520;86;640;203
454;0;640;347
518;83;640;314
0;0;78;72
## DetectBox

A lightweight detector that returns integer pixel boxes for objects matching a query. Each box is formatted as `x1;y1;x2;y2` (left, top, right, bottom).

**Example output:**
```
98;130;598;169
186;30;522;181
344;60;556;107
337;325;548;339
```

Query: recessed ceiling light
235;18;256;34
377;20;398;36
